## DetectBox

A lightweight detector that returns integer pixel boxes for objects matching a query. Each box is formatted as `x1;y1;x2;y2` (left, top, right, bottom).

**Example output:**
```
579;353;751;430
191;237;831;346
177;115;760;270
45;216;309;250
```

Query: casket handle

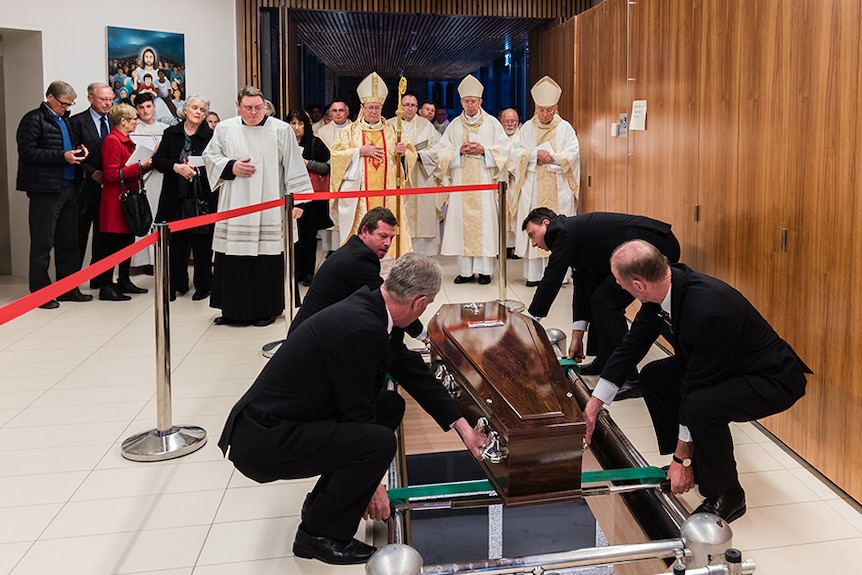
475;417;509;463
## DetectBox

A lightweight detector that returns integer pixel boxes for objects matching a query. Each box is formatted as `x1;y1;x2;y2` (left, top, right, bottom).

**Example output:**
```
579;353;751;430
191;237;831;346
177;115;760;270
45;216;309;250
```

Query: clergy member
315;99;352;254
511;76;580;286
388;91;442;256
430;74;509;285
329;72;417;257
203;86;313;327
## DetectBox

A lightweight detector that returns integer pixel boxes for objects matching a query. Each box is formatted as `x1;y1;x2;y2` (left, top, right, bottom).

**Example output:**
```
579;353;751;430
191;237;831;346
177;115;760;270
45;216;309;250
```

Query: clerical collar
464;111;481;122
361;119;382;128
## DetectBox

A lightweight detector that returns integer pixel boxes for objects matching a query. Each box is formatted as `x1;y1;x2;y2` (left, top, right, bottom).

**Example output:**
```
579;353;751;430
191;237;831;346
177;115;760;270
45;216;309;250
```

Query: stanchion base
496;299;525;313
121;425;207;462
261;339;284;359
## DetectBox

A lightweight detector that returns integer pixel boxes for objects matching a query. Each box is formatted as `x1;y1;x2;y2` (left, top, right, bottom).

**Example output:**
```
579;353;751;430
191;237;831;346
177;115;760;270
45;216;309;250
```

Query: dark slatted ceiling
292;10;552;78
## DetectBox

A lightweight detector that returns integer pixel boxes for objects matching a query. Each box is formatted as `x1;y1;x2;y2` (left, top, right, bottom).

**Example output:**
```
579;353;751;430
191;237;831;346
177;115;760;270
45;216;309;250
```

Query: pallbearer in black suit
289;206;424;339
218;253;485;565
583;240;810;523
522;208;680;395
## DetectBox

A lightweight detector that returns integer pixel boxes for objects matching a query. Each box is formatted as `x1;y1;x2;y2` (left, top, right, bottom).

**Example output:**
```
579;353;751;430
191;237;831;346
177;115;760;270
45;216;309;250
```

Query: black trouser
93;232;134;286
27;185;81;293
294;216;319;278
170;229;213;294
233;390;404;541
78;184;103;271
640;357;798;496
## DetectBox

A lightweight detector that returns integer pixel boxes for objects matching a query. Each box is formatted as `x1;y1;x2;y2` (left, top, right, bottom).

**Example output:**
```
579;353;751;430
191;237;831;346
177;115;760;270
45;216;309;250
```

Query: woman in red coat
94;103;153;300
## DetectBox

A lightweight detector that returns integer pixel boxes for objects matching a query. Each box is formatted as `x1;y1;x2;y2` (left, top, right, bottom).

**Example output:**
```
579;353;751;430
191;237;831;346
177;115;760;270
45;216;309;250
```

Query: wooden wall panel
626;0;698;263
528;17;576;123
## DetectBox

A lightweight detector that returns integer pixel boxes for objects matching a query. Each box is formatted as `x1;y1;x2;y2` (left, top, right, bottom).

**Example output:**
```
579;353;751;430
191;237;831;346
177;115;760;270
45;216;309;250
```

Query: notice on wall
630;100;647;131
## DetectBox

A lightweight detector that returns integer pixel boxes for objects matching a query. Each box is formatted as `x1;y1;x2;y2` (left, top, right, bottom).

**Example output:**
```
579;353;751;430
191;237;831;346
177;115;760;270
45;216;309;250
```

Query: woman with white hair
152;94;216;301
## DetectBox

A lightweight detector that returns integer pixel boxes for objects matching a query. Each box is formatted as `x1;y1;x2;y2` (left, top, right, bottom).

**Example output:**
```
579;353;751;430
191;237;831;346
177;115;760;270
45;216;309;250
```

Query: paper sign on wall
630;100;647;131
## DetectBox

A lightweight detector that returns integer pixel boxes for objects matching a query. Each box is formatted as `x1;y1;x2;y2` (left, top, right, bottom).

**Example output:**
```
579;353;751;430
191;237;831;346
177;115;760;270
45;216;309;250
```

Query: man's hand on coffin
569;330;586;361
452;417;486;459
583;396;605;445
363;483;391;521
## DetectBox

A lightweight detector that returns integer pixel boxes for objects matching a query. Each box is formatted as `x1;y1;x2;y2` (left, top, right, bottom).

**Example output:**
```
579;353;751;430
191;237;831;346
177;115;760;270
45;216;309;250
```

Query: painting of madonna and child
107;26;186;125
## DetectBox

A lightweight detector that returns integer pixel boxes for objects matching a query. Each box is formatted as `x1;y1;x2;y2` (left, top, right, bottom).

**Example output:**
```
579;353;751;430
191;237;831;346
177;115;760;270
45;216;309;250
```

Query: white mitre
357;72;388;105
531;76;562;107
458;74;484;98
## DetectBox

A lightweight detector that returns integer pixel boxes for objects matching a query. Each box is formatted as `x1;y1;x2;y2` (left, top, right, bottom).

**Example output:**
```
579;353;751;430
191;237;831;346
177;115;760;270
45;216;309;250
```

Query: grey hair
46;81;76;100
87;82;110;96
177;95;210;119
383;252;442;304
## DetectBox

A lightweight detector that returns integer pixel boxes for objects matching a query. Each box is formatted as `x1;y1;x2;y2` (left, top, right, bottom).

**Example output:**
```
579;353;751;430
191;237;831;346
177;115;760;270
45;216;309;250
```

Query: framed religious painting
107;26;186;124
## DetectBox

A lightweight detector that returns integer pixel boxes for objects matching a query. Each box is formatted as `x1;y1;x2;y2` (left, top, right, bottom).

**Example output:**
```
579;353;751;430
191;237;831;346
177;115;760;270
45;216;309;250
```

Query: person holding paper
428;74;509;284
130;92;168;272
92;103;153;301
510;76;581;287
152;95;215;301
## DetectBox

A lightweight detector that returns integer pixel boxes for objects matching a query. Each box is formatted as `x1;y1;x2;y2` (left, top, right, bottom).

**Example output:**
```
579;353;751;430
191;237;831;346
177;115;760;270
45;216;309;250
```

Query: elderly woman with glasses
94;103;153;301
153;95;216;301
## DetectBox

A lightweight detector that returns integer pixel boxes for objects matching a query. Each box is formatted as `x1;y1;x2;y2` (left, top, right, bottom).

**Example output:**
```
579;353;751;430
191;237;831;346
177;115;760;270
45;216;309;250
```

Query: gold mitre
458;74;484;98
531;76;562;107
357;72;388;104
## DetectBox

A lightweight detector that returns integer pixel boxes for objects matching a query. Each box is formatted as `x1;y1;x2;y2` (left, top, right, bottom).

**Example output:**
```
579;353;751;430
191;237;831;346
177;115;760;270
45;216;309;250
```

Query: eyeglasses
330;108;348;113
51;95;75;108
241;105;265;113
402;103;418;108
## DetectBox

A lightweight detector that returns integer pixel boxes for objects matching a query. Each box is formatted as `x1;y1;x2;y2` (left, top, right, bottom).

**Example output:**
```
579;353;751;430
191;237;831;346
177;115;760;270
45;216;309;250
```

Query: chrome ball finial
365;544;423;575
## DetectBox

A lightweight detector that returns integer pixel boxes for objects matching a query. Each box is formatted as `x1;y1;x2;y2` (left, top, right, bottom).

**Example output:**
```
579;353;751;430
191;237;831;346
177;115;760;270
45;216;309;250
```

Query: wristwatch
672;454;692;467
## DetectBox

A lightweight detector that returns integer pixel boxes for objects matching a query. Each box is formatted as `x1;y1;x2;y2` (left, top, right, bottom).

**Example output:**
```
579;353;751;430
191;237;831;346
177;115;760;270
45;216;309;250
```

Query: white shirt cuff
572;320;589;332
678;425;692;443
592;378;618;406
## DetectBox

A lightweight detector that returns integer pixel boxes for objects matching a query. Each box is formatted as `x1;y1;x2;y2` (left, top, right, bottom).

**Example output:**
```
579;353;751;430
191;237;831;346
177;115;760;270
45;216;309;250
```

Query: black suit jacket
152;122;214;221
289;234;423;337
602;264;809;417
69;109;105;206
218;286;460;477
529;212;677;321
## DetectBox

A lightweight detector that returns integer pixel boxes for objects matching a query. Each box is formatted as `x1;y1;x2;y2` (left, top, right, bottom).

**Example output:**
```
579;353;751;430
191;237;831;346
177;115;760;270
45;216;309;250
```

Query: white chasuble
429;109;509;258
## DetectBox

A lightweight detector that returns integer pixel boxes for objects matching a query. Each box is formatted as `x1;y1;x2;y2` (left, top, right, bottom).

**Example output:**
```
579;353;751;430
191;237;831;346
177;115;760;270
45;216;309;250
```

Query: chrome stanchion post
261;194;295;358
121;222;207;461
496;181;523;312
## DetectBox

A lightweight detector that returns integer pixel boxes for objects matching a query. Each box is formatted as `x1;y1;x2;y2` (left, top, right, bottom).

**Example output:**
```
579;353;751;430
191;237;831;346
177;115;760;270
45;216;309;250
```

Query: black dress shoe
578;360;602;376
478;274;491;285
116;280;148;294
39;299;60;309
614;378;643;400
292;526;376;565
169;292;177;302
99;285;132;301
525;280;541;287
253;316;276;327
57;289;93;302
141;265;154;276
694;485;747;523
506;247;522;260
191;290;210;301
453;274;475;284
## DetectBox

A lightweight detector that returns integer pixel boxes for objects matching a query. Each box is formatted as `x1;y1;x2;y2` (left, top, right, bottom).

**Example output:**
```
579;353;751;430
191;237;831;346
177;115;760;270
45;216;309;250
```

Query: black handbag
119;163;153;236
176;173;212;234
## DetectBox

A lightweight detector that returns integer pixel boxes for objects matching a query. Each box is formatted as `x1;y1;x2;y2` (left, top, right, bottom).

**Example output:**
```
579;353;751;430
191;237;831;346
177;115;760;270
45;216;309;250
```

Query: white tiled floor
1;256;861;574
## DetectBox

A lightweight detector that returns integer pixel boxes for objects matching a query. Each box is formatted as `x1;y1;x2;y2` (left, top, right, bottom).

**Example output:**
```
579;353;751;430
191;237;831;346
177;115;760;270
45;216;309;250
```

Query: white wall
1;0;238;279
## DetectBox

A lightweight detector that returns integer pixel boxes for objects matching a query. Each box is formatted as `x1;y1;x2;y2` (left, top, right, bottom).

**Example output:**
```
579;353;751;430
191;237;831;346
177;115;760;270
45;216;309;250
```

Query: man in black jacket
523;208;680;396
219;253;485;565
69;82;114;281
289;206;424;339
16;81;92;307
583;240;810;522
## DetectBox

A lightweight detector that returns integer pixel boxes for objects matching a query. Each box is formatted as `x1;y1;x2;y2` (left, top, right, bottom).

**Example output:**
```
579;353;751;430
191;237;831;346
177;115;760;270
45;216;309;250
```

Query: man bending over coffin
582;240;810;523
218;253;485;565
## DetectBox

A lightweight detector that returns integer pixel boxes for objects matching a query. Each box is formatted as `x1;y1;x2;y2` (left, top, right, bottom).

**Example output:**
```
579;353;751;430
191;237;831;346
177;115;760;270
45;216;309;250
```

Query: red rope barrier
0;182;500;326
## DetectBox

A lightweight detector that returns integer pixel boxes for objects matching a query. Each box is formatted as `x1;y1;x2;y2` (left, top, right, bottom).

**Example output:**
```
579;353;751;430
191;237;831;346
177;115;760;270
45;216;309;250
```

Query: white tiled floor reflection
1;257;861;574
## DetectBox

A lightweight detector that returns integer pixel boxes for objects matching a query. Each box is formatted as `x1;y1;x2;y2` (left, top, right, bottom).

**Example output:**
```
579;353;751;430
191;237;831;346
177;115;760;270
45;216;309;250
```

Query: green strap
387;466;667;504
558;358;580;373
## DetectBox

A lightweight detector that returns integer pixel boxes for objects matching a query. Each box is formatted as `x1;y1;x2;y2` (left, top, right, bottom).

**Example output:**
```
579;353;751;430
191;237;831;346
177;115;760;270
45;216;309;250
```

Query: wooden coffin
428;301;586;506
